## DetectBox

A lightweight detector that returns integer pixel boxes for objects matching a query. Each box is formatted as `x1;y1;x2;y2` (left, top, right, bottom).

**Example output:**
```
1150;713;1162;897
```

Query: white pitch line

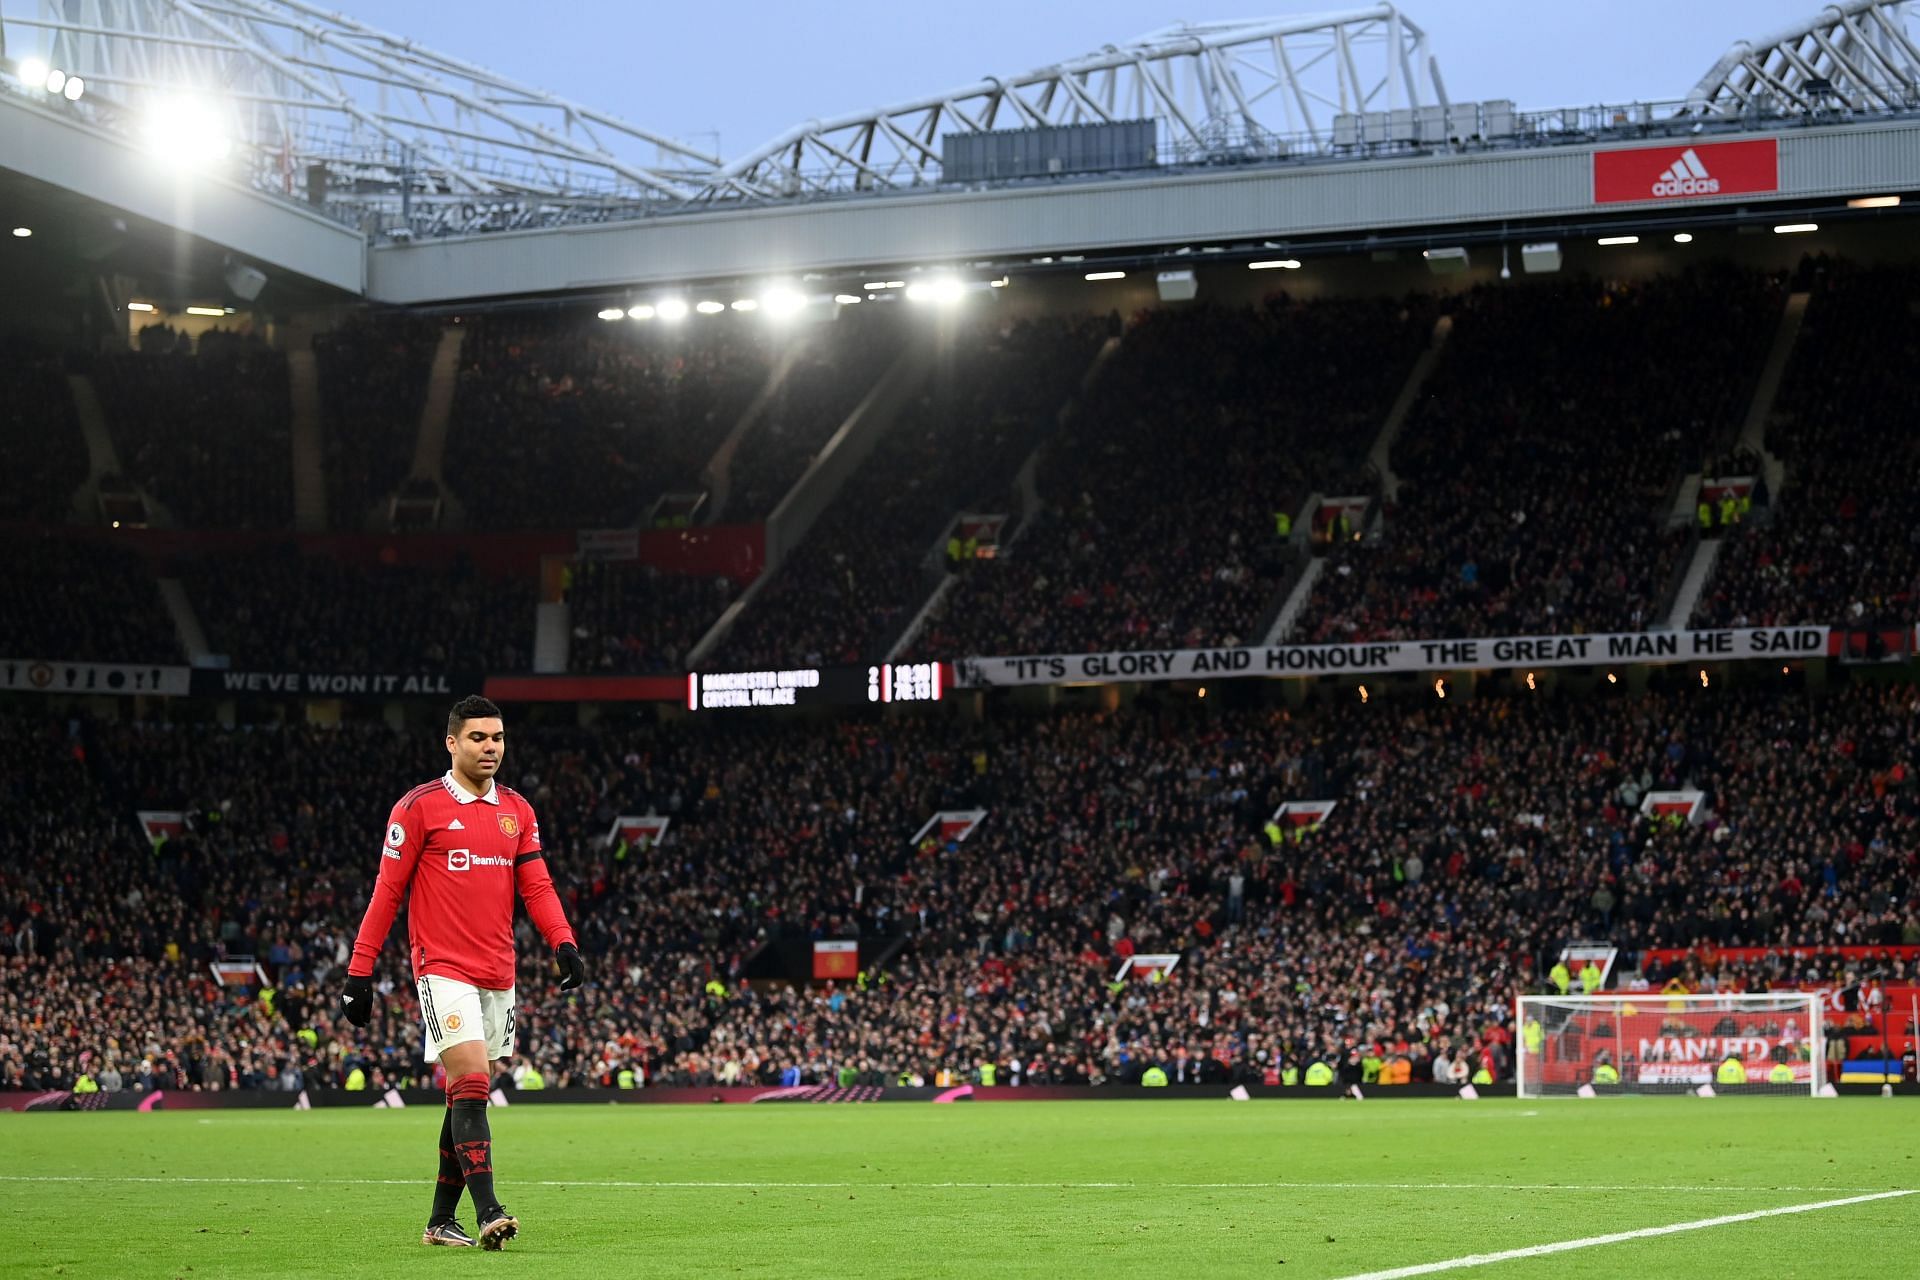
0;1175;1903;1195
1331;1189;1918;1280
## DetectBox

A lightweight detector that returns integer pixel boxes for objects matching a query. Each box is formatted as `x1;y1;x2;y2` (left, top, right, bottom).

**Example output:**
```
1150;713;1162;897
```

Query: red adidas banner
1593;138;1778;204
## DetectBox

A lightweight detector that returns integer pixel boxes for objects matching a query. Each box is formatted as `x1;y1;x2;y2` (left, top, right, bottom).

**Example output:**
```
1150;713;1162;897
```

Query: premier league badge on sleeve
387;821;407;849
497;814;519;838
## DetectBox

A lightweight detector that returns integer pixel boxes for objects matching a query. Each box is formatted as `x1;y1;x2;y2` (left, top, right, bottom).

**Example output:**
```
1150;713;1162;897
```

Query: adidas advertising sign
1654;148;1717;196
1593;138;1778;204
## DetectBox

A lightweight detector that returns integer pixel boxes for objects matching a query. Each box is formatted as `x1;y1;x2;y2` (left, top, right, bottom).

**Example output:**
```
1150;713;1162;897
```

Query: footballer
340;695;585;1248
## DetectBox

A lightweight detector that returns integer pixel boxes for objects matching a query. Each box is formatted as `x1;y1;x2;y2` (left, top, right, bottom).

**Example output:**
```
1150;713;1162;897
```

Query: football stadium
2;0;1919;1273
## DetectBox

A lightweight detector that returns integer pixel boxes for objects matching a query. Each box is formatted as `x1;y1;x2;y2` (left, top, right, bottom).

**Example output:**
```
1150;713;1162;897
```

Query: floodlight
656;298;689;321
144;98;233;167
904;278;964;304
62;75;84;101
18;60;47;91
626;304;655;320
9;227;30;238
695;300;725;314
44;68;65;94
730;299;759;312
760;287;806;317
596;307;624;320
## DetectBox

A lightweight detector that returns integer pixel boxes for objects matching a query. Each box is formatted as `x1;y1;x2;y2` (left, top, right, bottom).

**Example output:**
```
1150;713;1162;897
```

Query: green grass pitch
5;1099;1915;1278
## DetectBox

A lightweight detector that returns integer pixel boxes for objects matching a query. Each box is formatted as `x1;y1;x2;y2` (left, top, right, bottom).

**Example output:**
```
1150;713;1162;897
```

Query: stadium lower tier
1;675;1915;1095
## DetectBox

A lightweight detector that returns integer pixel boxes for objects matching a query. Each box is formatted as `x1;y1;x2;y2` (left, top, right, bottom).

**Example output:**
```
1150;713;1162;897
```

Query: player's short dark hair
447;695;503;737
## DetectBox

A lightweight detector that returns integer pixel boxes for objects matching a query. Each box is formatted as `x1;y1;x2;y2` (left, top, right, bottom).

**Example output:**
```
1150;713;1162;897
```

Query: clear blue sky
364;0;1831;160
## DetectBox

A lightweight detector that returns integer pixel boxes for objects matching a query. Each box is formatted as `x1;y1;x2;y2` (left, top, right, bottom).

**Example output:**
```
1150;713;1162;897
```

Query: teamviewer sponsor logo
1652;148;1717;197
445;849;510;871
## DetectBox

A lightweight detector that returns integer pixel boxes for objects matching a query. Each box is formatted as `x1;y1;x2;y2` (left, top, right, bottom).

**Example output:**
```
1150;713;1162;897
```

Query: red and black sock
429;1104;464;1224
447;1072;499;1216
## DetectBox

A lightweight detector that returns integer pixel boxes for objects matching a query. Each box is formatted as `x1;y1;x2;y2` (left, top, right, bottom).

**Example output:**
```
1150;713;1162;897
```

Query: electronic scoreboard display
687;662;945;711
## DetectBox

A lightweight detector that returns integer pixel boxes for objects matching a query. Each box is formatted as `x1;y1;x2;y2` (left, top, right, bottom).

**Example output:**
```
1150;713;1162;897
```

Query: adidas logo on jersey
1652;148;1717;197
448;818;464;829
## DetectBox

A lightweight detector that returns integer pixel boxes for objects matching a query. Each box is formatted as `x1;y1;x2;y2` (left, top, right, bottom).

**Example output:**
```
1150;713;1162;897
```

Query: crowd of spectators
0;340;88;524
1693;261;1920;629
715;313;1108;667
314;313;441;528
567;561;736;674
1297;268;1780;643
722;312;906;522
93;331;293;530
0;534;181;663
183;546;533;673
446;312;771;529
4;672;1912;1095
912;296;1429;660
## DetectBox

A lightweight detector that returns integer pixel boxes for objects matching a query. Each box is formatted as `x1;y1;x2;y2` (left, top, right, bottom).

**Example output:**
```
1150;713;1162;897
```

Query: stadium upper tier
4;255;1919;677
1693;260;1920;630
1;678;1912;1091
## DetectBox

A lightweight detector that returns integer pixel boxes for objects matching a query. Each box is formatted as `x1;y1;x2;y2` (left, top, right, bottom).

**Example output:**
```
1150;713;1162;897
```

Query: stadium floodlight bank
1516;993;1826;1098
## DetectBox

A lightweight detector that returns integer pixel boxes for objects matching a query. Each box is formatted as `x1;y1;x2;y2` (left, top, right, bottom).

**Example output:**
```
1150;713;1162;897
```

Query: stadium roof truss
0;0;721;228
4;0;1918;252
696;6;1448;202
1686;0;1920;117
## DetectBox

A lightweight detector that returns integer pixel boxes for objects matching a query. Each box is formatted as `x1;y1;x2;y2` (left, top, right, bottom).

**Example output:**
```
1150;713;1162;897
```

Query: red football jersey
349;771;576;989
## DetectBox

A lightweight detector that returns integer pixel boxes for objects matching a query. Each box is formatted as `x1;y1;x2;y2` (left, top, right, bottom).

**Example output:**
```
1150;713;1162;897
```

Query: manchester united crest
497;814;520;837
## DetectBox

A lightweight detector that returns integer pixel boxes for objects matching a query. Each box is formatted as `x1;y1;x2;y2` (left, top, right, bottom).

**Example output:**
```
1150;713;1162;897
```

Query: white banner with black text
955;627;1833;688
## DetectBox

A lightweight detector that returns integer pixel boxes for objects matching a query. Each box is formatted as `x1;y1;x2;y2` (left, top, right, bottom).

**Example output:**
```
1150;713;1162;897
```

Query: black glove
555;942;586;991
341;973;373;1028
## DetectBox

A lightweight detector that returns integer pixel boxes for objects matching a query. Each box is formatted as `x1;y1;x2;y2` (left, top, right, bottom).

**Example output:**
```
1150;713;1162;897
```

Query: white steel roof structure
1687;0;1920;116
695;6;1448;201
0;0;721;232
2;0;1917;258
0;1;1447;227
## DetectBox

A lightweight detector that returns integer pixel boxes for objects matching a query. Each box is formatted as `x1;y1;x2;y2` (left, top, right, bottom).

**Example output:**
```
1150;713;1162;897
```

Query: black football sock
430;1105;464;1223
448;1073;499;1214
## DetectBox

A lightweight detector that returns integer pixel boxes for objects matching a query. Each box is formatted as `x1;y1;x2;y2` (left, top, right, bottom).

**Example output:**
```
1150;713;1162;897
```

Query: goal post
1516;992;1825;1097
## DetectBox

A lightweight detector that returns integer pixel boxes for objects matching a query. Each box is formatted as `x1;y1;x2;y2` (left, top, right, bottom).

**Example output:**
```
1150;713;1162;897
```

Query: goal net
1516;992;1825;1097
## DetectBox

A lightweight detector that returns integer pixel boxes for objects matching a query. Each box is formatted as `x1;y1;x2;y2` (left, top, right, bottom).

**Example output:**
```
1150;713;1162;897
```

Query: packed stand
315;314;441;527
0;341;88;524
1297;269;1780;643
184;546;533;673
911;297;1429;660
715;313;1107;667
1693;261;1920;629
4;671;1914;1094
446;313;771;529
567;561;735;674
0;534;180;663
722;313;906;521
93;331;293;530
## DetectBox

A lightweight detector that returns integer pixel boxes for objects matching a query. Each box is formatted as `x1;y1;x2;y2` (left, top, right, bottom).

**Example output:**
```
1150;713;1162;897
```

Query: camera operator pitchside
339;695;585;1249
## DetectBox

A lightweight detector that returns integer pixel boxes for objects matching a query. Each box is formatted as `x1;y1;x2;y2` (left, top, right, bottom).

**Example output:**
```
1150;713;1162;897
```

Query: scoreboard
687;662;945;711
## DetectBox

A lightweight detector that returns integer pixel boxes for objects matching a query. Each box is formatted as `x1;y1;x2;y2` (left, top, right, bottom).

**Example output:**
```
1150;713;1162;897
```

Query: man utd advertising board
1593;138;1779;203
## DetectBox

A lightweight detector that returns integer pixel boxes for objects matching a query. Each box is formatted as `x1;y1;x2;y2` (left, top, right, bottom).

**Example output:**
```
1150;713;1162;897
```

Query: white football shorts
416;974;516;1063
